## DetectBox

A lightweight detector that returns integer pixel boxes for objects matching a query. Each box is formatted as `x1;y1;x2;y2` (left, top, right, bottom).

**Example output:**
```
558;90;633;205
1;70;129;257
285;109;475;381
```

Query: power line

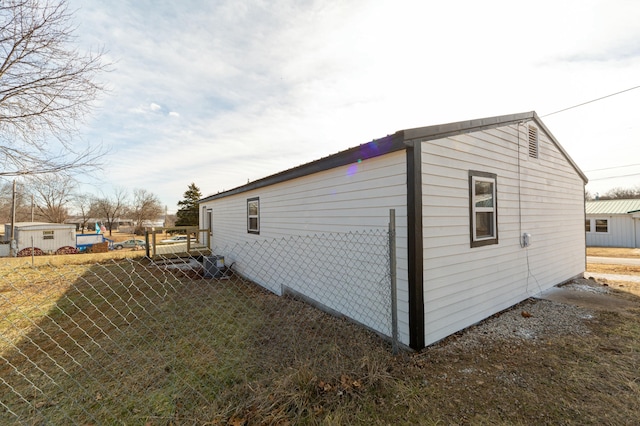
588;172;640;181
541;85;640;118
585;163;640;173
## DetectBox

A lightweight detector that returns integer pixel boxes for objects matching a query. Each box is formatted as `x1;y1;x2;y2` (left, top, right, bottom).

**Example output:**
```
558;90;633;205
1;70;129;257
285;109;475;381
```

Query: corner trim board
406;141;425;350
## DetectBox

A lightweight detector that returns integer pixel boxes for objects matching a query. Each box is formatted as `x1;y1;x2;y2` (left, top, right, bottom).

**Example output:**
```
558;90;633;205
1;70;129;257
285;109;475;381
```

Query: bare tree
131;188;162;232
0;179;31;222
92;188;127;236
164;213;176;228
27;174;76;223
71;192;94;233
0;0;108;177
599;186;640;200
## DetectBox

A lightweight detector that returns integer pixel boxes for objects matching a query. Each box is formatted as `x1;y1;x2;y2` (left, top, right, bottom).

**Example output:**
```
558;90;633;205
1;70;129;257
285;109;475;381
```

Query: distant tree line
0;180;202;235
586;186;640;201
0;176;169;236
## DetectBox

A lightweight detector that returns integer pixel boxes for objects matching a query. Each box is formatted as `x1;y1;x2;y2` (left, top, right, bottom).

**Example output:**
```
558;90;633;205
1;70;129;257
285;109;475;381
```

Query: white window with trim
247;197;260;234
586;218;608;233
469;171;498;247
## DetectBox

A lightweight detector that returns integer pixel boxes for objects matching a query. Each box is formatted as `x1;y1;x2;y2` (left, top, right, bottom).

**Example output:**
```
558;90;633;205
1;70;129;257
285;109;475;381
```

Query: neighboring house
199;111;587;350
585;199;640;248
3;222;76;256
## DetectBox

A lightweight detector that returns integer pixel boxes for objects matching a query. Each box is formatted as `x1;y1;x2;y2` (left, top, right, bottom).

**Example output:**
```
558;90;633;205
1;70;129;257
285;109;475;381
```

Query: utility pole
10;180;17;257
163;205;168;228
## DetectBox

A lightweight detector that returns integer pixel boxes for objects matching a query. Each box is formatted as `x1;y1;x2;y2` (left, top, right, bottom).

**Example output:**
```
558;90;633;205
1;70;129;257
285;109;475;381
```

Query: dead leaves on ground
317;374;362;396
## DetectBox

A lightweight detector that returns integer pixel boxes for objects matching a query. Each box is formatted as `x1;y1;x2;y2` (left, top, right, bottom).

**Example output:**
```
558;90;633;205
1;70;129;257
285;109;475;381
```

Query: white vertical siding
201;151;411;345
586;215;636;248
16;227;76;253
421;123;585;345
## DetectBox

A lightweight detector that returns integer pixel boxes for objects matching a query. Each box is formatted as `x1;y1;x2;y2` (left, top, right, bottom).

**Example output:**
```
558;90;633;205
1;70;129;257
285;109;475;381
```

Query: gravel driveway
430;277;639;353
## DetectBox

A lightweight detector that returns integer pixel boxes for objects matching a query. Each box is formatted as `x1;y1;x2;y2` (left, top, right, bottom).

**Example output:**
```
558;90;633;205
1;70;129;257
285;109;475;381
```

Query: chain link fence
1;229;395;424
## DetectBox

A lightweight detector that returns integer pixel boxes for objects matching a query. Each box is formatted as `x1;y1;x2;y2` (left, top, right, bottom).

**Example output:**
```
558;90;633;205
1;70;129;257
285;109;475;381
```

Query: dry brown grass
587;247;640;258
1;259;640;424
587;263;640;275
586;248;640;297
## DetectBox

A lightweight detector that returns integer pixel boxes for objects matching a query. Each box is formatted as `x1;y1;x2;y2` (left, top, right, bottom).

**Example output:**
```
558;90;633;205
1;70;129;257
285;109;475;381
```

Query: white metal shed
585;199;640;248
3;222;76;255
199;111;588;350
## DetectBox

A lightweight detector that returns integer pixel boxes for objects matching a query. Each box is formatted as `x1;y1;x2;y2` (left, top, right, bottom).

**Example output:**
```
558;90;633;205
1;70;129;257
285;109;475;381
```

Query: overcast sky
68;0;640;211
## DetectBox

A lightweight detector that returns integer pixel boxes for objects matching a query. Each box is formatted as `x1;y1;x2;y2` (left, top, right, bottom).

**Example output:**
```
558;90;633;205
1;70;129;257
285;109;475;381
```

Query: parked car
113;239;147;250
160;235;196;244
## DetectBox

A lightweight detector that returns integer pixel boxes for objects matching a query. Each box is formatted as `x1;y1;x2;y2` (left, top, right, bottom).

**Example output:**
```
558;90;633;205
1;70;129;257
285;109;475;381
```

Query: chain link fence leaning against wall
0;228;395;424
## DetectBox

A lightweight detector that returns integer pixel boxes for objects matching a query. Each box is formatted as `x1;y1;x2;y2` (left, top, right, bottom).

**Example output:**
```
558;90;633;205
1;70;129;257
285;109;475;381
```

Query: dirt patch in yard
587;247;640;258
587;263;640;275
586;262;640;297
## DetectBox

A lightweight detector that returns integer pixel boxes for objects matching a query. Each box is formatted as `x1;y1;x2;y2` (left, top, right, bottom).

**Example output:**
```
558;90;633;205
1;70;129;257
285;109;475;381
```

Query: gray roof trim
403;111;588;184
531;112;588;184
403;111;537;142
199;111;587;203
200;131;407;202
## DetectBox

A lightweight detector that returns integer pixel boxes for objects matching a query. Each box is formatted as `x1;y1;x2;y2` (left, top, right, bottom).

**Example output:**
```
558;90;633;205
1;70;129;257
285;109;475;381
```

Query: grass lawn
587;247;640;258
1;257;640;424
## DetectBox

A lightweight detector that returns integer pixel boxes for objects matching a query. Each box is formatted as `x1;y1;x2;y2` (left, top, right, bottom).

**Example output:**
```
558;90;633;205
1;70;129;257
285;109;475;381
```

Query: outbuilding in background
585;199;640;248
3;222;77;256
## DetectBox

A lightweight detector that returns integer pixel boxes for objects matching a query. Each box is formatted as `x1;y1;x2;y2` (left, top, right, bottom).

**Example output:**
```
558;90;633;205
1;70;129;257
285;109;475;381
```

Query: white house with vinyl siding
199;111;588;350
585;199;640;248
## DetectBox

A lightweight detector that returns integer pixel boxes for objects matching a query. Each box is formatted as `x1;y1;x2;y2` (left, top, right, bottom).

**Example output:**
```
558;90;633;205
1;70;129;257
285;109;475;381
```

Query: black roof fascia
402;111;588;184
199;110;588;201
530;112;588;183
199;131;407;203
402;111;536;142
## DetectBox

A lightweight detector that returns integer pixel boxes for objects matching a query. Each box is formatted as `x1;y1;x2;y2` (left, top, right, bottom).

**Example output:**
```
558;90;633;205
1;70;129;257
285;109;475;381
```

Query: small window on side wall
469;170;498;248
247;197;260;234
595;219;608;233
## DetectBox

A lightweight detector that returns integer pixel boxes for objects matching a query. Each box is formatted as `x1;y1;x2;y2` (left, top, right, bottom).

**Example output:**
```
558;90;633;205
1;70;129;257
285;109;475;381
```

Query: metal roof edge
402;111;536;142
199;131;407;203
403;111;588;185
532;112;588;184
586;199;640;214
199;111;588;202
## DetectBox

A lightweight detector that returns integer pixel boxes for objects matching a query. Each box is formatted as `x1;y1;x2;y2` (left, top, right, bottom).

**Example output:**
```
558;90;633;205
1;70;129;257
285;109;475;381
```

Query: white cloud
69;0;640;210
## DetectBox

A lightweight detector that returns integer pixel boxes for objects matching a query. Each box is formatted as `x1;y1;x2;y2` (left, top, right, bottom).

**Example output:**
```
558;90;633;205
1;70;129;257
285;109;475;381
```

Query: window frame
585;218;609;234
469;170;498;248
247;197;260;234
594;218;608;233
